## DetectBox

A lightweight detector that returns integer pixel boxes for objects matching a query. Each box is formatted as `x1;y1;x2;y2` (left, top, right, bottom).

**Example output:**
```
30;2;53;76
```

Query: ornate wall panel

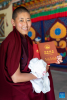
44;18;67;67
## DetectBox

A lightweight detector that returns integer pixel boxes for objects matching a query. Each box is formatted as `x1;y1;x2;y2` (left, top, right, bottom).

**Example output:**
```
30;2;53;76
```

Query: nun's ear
11;19;15;26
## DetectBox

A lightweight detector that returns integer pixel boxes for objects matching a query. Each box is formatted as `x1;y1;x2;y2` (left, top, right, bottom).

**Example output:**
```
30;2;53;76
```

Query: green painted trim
31;7;67;18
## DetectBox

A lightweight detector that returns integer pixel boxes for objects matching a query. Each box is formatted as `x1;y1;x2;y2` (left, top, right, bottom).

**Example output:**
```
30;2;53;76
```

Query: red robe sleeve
0;28;21;83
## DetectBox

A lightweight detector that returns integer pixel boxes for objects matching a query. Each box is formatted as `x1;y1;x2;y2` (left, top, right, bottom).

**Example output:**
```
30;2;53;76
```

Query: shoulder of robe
0;30;16;52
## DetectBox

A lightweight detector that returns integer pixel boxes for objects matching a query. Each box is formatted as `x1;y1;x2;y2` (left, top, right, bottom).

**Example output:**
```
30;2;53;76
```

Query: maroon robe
0;28;55;100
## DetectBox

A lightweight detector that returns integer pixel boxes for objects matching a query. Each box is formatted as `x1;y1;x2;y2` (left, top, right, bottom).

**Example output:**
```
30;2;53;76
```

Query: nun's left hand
56;55;63;64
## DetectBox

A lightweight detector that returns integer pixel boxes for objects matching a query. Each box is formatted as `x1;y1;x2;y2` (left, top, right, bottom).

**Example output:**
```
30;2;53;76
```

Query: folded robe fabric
28;58;50;93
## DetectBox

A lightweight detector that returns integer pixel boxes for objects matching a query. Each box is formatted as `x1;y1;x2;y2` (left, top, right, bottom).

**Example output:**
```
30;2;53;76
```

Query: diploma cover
38;41;58;64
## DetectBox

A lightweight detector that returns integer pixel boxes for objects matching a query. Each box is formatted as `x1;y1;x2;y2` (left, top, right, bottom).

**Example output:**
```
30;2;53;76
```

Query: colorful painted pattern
13;0;67;16
50;22;66;41
0;0;32;10
28;27;36;40
28;22;41;42
0;0;12;10
44;18;67;66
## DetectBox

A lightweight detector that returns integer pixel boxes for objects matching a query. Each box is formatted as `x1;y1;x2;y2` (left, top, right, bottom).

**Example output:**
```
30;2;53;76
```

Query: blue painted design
63;56;67;64
41;21;45;42
60;53;63;56
59;17;66;21
56;3;59;5
28;31;32;37
55;28;61;35
3;2;7;6
44;18;56;33
32;22;41;35
22;58;23;59
59;17;67;26
38;37;41;39
60;52;66;57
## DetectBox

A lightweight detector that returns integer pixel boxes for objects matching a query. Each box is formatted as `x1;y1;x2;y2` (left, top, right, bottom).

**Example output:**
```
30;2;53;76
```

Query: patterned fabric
0;16;4;37
13;0;67;16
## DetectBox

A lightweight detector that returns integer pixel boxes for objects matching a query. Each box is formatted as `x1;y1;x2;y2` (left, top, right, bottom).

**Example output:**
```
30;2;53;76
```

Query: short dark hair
12;6;30;20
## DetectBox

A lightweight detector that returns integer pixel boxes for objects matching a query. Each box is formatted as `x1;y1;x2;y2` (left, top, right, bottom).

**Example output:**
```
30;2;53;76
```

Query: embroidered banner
13;0;67;16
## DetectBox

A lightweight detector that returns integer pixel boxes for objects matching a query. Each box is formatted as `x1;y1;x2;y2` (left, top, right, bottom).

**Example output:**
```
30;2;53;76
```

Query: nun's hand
56;55;63;64
46;64;49;72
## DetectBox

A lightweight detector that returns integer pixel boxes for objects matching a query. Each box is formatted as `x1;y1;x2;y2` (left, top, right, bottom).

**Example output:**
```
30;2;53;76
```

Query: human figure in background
0;6;63;100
